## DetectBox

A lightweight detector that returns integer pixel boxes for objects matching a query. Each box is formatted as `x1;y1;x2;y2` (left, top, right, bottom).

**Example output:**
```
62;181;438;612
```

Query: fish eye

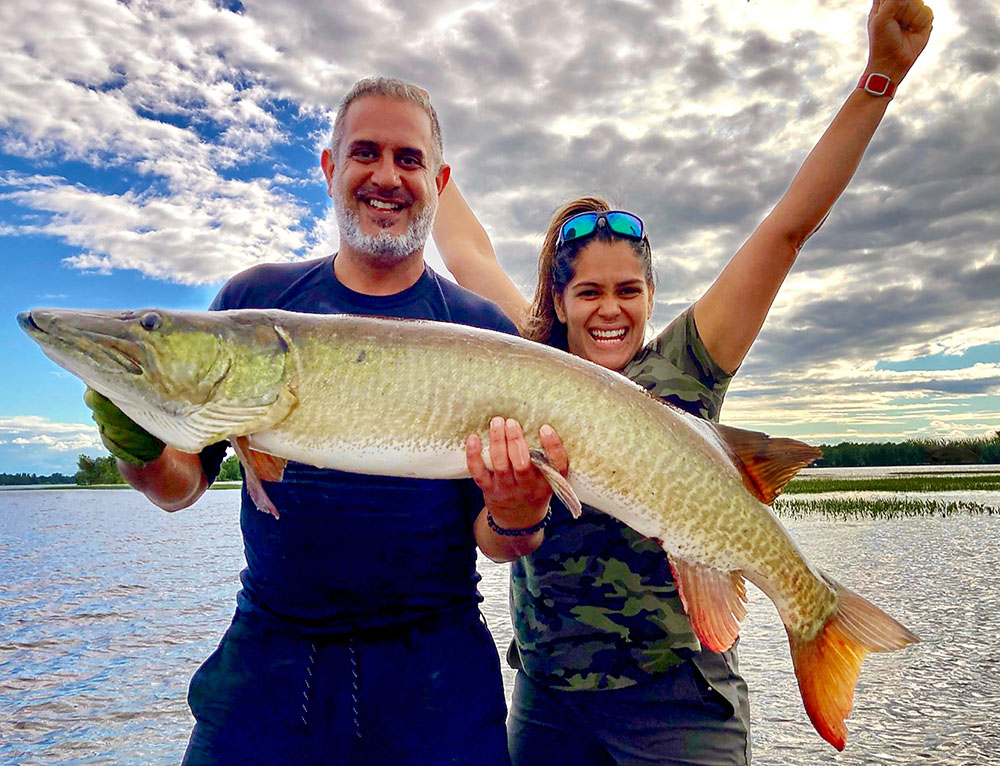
139;312;162;331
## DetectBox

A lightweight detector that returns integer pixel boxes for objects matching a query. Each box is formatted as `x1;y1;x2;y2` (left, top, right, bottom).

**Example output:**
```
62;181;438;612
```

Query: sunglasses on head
557;211;645;248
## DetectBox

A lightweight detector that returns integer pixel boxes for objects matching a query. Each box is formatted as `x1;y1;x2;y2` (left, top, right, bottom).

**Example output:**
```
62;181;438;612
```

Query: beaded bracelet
486;507;552;537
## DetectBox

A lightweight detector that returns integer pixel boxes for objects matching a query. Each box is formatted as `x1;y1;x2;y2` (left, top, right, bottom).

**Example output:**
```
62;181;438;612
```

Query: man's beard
333;192;436;266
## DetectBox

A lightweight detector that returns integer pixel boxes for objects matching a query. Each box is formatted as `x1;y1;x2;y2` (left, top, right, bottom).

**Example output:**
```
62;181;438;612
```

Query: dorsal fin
713;423;822;505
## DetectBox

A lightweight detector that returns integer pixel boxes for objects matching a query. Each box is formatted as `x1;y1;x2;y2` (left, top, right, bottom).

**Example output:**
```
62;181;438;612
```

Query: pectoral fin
247;448;287;483
231;436;281;519
713;423;822;505
529;449;581;518
667;554;747;653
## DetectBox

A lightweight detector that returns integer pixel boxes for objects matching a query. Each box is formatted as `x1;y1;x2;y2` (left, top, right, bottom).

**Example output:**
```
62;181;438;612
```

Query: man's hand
84;388;165;465
466;416;568;532
867;0;933;83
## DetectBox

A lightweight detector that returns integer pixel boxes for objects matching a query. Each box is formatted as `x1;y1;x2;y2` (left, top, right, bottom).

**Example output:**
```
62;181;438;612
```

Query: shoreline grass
775;496;999;519
785;473;1000;494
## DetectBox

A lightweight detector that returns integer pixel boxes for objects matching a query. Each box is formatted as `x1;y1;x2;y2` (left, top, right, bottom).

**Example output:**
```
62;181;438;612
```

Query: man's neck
333;246;426;296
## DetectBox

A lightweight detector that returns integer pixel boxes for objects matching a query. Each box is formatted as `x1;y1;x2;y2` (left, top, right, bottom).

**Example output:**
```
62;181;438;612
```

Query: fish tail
788;578;919;750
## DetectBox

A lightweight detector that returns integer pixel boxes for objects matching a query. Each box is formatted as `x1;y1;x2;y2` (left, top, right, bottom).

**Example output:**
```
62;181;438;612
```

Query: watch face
863;73;893;96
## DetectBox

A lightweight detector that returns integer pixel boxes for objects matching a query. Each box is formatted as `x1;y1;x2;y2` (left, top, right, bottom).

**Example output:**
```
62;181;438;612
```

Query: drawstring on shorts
349;638;362;739
300;642;317;727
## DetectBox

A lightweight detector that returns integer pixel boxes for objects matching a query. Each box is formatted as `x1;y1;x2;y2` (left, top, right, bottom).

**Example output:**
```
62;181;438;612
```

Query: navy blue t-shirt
204;256;517;635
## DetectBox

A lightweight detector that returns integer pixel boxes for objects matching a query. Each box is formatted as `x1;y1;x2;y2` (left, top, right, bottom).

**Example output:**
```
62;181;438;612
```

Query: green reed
784;473;1000;495
774;496;999;519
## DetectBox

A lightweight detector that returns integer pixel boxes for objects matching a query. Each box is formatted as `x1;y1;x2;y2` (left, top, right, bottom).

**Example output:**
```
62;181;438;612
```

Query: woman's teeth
591;328;627;344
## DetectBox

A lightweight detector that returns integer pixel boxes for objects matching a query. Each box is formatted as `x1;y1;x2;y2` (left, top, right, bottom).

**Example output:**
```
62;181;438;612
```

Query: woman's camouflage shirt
509;306;733;690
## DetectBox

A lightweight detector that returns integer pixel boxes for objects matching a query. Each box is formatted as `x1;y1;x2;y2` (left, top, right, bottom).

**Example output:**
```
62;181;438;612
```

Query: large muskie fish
19;307;917;749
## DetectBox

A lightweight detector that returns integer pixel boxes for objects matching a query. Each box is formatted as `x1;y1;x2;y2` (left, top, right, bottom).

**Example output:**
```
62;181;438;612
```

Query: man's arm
469;417;568;562
118;447;210;512
84;388;210;511
693;0;934;374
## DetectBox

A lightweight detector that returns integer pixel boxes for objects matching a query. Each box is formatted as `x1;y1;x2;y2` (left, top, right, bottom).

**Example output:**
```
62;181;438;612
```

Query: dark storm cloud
791;95;1000;277
950;0;1000;48
962;48;999;74
741;254;1000;377
683;43;728;94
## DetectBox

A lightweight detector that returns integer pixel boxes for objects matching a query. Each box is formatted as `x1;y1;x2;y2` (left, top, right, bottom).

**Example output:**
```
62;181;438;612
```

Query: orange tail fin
788;578;919;750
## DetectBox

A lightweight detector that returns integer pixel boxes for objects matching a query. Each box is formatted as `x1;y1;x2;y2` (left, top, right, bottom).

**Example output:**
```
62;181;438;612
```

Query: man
87;77;565;765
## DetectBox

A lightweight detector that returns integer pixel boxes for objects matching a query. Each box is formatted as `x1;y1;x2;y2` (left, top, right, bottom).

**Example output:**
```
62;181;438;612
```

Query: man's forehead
341;94;434;151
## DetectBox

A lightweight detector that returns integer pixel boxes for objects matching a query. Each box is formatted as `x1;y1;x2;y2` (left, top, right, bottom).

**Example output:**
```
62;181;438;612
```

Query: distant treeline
815;434;1000;467
73;455;128;485
4;435;998;485
0;454;242;486
69;454;243;485
0;471;75;486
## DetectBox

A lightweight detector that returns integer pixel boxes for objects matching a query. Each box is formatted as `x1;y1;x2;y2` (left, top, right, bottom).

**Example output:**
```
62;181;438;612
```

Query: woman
436;2;933;764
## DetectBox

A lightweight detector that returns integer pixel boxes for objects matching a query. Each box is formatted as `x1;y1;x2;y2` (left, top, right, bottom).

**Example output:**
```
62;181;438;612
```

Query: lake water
1;480;998;765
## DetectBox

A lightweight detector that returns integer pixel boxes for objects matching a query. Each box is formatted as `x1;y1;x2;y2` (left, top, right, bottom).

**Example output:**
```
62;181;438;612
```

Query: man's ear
553;291;567;323
320;148;335;197
435;163;451;196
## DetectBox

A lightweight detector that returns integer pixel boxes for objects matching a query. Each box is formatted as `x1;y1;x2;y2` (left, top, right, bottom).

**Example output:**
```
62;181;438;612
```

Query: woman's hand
467;417;567;529
867;0;934;83
468;417;569;561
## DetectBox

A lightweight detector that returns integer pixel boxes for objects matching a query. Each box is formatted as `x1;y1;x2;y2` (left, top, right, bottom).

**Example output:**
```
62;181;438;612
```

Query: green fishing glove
83;388;165;465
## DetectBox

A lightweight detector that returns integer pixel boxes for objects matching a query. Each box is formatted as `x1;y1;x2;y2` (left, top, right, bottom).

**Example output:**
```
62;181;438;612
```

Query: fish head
18;308;297;451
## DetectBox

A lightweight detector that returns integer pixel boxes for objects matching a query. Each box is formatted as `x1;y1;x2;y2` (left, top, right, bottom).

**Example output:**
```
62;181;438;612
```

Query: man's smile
364;197;406;212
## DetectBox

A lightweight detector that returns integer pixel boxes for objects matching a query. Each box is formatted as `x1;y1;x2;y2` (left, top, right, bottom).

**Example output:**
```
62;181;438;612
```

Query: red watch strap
858;72;896;98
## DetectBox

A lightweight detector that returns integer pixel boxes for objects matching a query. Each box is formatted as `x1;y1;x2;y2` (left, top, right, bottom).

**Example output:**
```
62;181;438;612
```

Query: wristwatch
858;72;896;98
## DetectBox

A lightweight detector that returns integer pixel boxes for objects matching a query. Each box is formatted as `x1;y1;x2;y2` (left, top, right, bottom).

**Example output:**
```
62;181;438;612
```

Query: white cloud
0;416;102;452
4;171;311;285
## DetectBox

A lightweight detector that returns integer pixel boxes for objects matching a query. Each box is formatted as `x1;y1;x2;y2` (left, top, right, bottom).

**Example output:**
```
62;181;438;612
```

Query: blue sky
2;0;998;474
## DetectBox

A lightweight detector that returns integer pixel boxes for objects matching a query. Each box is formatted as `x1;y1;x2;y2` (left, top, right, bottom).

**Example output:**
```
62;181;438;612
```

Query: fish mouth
20;309;145;376
97;338;144;375
16;310;41;334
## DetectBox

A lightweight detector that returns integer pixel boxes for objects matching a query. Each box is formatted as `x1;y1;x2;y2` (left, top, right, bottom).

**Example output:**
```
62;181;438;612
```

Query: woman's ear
553;291;567;323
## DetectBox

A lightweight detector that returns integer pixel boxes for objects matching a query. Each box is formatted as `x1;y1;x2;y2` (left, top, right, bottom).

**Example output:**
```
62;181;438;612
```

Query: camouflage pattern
510;306;735;691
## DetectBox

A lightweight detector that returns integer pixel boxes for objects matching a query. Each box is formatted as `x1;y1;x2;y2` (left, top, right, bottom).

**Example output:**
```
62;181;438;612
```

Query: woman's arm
693;0;933;374
434;180;531;330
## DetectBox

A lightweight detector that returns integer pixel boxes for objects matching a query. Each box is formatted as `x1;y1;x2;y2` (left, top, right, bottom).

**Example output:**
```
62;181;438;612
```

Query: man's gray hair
329;77;444;171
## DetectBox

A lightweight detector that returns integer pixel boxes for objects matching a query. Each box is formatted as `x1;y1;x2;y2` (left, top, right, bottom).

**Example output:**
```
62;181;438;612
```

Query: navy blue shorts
507;655;750;766
182;608;509;765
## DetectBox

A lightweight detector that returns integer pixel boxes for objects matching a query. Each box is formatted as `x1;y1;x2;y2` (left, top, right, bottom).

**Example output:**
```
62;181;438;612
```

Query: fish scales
17;306;919;750
259;315;835;638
